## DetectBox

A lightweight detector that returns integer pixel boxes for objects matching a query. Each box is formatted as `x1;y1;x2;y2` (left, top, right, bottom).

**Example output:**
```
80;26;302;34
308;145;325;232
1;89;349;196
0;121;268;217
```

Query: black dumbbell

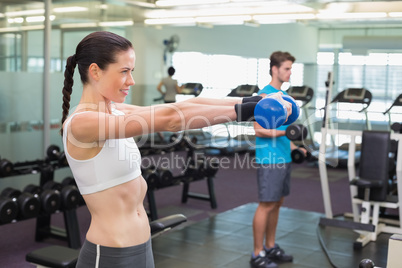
286;124;308;141
23;184;61;214
46;145;68;167
0;158;14;177
61;177;86;206
359;259;376;268
43;181;80;210
291;145;311;164
0;196;18;224
142;167;159;190
1;187;40;220
391;122;401;133
156;168;174;188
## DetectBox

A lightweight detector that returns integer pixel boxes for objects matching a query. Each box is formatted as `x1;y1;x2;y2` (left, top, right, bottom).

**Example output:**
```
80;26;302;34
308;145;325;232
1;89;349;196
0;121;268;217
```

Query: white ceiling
1;0;402;29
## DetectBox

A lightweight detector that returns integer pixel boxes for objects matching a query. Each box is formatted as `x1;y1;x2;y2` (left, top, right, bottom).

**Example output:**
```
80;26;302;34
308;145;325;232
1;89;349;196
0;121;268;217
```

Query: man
250;51;305;268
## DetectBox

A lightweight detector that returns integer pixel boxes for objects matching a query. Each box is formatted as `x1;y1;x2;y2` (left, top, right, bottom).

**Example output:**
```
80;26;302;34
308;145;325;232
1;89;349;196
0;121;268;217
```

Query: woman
156;66;183;103
60;31;292;268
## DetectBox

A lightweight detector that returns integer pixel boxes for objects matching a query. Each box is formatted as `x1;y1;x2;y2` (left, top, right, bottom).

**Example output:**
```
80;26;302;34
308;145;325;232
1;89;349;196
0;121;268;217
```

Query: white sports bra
62;109;142;195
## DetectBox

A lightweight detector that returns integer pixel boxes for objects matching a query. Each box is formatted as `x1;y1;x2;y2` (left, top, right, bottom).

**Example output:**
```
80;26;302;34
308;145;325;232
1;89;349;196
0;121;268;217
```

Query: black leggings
76;238;154;268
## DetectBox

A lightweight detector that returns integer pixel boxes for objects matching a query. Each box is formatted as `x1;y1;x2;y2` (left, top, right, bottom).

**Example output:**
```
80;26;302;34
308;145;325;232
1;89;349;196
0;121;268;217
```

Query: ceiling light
26;15;55;22
144;17;196;25
53;7;88;13
155;0;229;7
98;21;134;27
8;17;24;23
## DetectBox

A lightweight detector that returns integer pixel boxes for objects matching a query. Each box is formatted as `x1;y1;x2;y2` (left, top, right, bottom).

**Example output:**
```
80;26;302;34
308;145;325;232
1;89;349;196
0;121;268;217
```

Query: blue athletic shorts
76;238;154;268
257;163;292;202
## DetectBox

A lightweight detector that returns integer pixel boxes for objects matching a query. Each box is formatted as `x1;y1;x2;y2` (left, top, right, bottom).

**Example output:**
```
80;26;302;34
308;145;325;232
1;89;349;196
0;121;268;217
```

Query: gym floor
152;204;390;268
0;153;390;267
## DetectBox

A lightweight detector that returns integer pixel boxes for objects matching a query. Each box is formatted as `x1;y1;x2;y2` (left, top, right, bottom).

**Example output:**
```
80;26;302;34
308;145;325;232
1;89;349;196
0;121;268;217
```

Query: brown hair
269;51;295;76
60;31;133;135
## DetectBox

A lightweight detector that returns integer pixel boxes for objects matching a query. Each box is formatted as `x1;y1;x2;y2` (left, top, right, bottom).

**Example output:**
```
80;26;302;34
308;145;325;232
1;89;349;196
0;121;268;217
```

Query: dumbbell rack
35;165;81;249
144;137;219;221
0;146;82;249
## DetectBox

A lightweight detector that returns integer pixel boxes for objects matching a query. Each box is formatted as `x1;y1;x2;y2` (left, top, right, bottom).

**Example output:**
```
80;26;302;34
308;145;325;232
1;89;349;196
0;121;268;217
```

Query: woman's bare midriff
82;176;150;247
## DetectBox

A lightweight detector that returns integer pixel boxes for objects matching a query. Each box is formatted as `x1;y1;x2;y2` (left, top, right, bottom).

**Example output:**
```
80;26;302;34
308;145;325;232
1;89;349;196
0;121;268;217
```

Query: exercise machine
384;93;402;127
318;72;402;250
317;84;373;168
287;86;317;150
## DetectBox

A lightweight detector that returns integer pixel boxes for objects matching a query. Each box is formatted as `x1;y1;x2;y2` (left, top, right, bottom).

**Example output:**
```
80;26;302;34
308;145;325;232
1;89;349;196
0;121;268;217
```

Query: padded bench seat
26;245;79;268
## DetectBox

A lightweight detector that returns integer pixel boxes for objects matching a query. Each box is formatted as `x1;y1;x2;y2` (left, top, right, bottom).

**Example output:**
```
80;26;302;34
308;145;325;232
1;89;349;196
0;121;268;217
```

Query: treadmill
320;87;373;168
286;86;317;151
384;93;402;129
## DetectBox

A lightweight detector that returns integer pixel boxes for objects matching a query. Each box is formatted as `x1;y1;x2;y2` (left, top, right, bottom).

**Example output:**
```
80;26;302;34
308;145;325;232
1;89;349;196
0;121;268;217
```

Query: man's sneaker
265;244;293;263
250;251;278;268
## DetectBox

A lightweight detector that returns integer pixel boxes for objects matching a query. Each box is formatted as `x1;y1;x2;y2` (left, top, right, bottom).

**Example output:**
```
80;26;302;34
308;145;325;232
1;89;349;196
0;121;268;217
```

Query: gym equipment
227;84;259;97
142;167;159;191
1;187;41;220
384;93;402;127
42;181;81;211
26;214;187;268
254;94;300;129
285;124;308;141
24;184;61;214
291;145;312;164
0;196;18;224
391;122;401;133
46;145;68;167
181;82;203;96
156;167;174;188
318;72;402;250
0;158;13;177
359;259;377;268
318;129;402;248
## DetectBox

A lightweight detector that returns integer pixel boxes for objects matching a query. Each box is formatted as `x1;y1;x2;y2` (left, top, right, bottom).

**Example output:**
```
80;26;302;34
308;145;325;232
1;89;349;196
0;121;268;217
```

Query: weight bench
26;214;187;268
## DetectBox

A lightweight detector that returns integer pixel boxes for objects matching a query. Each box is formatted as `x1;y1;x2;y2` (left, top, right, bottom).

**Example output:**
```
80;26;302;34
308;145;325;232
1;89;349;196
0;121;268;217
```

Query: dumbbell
0;195;18;224
42;181;80;210
359;259;378;268
142;167;159;190
46;145;68;167
286;124;308;141
1;187;41;220
291;145;311;164
184;159;205;180
156;168;174;188
61;177;86;206
169;134;187;150
391;122;401;133
0;158;14;177
23;184;61;214
254;94;300;129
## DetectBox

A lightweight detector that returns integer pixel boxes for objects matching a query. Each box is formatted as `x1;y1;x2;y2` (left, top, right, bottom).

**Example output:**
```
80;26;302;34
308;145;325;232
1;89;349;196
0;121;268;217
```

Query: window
316;52;402;124
172;52;304;98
